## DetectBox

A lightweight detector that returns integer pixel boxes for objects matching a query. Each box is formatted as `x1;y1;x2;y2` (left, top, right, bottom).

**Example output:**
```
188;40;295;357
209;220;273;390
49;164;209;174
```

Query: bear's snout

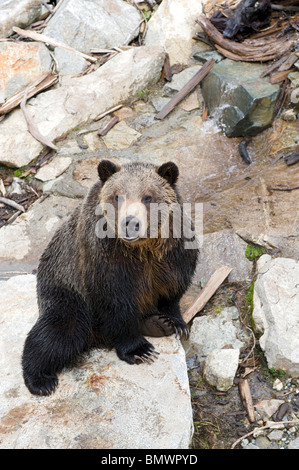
121;216;141;241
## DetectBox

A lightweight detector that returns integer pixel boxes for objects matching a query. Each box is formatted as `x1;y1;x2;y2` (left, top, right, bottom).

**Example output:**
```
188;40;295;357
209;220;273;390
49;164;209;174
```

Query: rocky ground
0;0;299;450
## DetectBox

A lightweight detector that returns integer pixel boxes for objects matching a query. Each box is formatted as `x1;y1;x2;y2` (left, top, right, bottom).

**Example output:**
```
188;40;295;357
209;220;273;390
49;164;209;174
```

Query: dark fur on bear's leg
22;286;91;396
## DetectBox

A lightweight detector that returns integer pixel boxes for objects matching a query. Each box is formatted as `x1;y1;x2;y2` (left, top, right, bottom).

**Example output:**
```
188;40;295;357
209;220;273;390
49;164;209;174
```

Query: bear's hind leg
22;287;91;396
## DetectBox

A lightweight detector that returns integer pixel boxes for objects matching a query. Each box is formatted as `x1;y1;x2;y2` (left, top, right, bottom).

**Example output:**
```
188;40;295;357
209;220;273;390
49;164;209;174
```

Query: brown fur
22;160;198;396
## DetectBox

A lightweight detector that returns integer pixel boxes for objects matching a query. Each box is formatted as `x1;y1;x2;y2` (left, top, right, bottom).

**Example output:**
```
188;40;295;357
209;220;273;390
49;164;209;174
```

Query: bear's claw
24;373;58;396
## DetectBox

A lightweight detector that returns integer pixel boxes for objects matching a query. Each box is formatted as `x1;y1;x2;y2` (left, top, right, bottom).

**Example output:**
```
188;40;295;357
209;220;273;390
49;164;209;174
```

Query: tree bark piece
97;115;120;136
155;58;216;120
183;265;232;324
238;378;256;423
196;15;294;62
13;26;97;63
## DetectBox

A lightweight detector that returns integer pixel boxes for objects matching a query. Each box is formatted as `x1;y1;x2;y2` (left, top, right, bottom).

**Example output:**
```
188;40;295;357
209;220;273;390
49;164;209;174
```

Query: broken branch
93;105;123;122
13;26;97;63
155;58;216;120
0;197;25;213
20;89;58;151
183;265;232;324
238;378;255;423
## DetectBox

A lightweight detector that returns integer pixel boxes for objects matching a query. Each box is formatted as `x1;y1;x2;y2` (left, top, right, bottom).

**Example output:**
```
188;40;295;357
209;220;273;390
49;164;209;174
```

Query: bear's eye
142;195;152;204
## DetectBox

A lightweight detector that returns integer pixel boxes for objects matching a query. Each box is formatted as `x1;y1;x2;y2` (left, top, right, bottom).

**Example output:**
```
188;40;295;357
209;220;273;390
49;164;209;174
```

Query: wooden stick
183;265;232;324
238;378;256;423
0;197;25;213
163;53;173;82
155;59;216;120
20;89;58;151
98;115;119;136
270;69;293;84
13;26;97;63
0;71;58;115
93;105;123;122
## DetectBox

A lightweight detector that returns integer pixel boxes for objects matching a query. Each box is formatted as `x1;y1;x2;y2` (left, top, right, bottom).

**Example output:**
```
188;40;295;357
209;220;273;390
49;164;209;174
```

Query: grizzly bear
22;160;198;396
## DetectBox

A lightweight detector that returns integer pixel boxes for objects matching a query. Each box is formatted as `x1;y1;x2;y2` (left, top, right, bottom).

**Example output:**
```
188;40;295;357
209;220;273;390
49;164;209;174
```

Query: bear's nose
121;216;140;238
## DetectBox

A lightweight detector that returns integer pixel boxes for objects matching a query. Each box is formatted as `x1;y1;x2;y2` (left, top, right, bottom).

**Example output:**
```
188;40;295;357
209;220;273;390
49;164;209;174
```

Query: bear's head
96;160;180;245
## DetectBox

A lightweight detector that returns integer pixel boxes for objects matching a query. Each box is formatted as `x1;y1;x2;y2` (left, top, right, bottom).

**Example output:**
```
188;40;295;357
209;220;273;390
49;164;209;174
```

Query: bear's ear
98;160;120;183
157;162;179;186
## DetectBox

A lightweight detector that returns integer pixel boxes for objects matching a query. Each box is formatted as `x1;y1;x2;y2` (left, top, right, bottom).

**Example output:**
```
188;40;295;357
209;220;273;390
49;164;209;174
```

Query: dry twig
231;420;299;449
13;27;97;63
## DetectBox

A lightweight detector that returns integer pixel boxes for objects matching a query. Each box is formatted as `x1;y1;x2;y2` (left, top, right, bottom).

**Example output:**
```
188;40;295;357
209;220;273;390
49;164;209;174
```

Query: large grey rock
253;255;299;377
0;195;78;264
44;0;141;52
201;59;280;137
188;307;249;362
0;275;193;449
0;42;52;104
193;229;252;284
0;0;42;38
0;45;165;167
145;0;203;65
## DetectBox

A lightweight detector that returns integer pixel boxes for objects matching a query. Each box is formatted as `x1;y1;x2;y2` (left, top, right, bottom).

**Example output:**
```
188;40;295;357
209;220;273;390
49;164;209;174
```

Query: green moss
245;244;265;261
14;167;25;177
245;282;255;329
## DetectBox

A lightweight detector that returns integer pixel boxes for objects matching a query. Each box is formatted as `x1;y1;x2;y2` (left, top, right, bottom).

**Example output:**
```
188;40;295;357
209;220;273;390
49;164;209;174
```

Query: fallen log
183;265;232;324
155;59;215;120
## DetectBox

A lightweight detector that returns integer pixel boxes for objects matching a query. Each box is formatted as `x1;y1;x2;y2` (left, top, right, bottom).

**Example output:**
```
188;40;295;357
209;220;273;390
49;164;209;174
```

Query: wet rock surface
201;59;281;137
1;0;299;450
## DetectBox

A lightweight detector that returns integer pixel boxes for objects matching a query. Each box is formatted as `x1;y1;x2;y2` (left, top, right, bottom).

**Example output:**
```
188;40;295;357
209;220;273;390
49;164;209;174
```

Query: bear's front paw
117;339;159;365
161;316;189;340
24;373;58;396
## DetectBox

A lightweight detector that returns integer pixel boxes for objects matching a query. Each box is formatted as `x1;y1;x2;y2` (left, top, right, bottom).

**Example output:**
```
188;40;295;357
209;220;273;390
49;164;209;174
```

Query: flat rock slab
44;0;141;52
0;275;193;449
